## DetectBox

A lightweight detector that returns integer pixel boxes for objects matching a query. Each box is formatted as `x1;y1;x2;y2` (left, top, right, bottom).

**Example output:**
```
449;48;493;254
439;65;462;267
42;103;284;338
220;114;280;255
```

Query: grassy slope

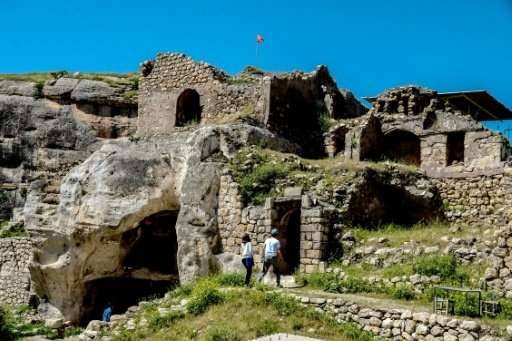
0;72;138;87
110;276;377;341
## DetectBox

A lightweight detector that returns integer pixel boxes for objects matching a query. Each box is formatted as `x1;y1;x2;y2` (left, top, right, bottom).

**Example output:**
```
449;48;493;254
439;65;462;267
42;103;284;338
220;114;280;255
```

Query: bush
255;319;279;337
263;292;299;315
215;272;246;287
33;81;44;99
338;277;373;294
204;326;241;341
186;280;224;315
299;272;337;290
239;163;289;205
0;307;14;341
387;285;416;301
413;255;457;279
148;310;185;331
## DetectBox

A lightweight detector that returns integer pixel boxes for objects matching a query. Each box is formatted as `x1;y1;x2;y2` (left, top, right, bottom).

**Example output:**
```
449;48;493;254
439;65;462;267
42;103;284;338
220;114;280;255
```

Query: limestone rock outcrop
29;124;297;322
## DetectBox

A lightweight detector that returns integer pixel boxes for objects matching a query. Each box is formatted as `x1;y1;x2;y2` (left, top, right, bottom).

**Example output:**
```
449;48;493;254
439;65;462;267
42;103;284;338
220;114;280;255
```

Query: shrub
255;319;279;337
299;272;337;290
263;292;299;315
338;277;373;294
33;81;44;99
148;310;184;331
204;326;241;341
387;285;416;301
413;255;457;279
0;307;14;341
186;280;224;315
63;326;83;338
215;272;246;287
239;163;289;205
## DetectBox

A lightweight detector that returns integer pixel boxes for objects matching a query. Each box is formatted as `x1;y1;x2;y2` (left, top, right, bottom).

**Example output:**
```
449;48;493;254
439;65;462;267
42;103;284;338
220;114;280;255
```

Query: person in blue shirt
102;303;113;322
258;228;281;287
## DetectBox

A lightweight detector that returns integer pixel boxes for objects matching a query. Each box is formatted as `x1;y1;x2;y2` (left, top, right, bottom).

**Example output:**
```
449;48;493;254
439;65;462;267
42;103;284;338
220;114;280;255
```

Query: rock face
29;124;297;323
0;78;137;226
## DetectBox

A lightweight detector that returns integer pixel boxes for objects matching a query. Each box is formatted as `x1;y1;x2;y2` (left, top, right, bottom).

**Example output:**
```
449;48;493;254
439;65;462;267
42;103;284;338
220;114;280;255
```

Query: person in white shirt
241;233;254;286
259;228;281;287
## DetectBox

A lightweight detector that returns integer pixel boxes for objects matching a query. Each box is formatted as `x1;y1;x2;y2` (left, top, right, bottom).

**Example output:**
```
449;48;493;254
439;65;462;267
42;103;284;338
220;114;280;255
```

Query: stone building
2;52;512;324
325;87;512;176
137;52;366;157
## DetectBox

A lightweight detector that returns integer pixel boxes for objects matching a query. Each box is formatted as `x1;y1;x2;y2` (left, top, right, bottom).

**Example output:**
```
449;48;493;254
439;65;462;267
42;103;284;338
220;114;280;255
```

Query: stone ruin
1;52;512;324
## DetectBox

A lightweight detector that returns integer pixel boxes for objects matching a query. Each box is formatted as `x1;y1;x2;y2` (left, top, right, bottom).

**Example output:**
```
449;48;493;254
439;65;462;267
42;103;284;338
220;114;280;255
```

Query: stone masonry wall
293;293;501;340
0;237;32;306
218;174;329;272
433;173;512;226
485;225;512;298
138;53;268;135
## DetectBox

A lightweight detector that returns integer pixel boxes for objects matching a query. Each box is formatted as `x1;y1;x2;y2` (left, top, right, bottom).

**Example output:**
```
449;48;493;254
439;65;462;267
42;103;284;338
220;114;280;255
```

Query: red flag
256;34;264;44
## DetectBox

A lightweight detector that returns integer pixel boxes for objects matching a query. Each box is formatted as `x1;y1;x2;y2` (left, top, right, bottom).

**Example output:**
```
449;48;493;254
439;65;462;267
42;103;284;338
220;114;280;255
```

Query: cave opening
82;278;175;324
272;200;301;274
80;210;180;323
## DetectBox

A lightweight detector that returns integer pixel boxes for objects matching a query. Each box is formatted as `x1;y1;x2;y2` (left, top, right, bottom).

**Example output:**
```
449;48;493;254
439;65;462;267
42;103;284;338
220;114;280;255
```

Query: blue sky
1;0;511;112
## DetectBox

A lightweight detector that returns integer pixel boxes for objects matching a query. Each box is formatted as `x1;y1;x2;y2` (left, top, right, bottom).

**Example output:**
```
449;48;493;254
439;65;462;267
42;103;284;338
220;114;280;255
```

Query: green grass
0;72;138;88
229;146;419;206
0;222;28;238
0;305;60;340
350;221;461;247
111;275;377;341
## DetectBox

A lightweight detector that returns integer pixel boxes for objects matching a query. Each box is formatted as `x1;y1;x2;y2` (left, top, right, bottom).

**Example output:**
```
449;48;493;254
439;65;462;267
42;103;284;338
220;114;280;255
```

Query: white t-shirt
241;242;253;259
264;237;280;258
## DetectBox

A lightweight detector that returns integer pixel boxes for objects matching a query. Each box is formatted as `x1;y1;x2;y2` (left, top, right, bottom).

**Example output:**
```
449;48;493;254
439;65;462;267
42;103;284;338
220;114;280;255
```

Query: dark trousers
242;258;253;286
260;256;280;286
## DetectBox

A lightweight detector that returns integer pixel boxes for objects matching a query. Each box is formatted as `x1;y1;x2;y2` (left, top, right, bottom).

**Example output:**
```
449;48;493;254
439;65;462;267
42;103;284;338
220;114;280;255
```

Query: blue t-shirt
102;307;112;322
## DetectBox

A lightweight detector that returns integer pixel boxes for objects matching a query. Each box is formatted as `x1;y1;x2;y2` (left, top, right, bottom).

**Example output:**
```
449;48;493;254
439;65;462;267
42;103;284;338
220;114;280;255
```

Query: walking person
259;228;281;287
241;233;254;286
102;302;113;322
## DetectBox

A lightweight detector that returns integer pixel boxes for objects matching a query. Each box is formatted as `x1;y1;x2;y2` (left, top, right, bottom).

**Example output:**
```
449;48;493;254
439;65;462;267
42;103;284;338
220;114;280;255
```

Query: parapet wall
0;237;32;305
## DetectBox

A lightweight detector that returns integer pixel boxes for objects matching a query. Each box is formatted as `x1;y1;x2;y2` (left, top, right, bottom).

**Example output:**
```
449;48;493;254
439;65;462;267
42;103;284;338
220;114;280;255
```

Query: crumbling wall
138;53;268;135
0;237;32;305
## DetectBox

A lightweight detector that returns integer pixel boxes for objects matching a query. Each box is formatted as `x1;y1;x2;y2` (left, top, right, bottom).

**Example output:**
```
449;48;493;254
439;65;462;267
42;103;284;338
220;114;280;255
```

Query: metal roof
363;90;512;121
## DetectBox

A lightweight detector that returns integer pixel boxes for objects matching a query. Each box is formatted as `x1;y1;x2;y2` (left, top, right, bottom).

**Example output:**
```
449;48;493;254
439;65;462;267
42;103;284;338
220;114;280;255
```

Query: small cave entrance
176;89;202;127
446;132;465;165
82;278;176;324
382;130;421;166
271;200;301;274
80;210;180;323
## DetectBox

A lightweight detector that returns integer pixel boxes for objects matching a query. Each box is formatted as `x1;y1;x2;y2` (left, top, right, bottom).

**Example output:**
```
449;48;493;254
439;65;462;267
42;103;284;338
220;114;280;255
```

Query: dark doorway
81;278;176;324
327;126;348;158
176;89;201;126
122;211;179;275
271;200;301;274
382;130;421;166
446;132;465;165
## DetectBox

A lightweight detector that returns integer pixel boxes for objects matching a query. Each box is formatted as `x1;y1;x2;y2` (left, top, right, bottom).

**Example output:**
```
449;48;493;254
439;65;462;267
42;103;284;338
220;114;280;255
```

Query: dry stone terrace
1;51;512;336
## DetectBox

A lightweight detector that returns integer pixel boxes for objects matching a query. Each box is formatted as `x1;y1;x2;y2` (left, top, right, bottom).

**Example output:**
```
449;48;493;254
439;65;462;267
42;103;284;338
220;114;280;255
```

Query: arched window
382;129;421;166
176;89;201;127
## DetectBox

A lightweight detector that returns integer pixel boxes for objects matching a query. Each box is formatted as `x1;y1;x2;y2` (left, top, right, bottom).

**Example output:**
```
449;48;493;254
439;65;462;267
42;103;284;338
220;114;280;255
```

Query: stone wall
293;293;501;340
217;174;331;272
485;225;512;297
433;173;512;226
0;237;32;305
138;53;268;135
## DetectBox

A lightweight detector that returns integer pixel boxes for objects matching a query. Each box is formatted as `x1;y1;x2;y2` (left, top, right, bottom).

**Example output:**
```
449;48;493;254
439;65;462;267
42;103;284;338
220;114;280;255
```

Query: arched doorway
176;89;201;126
382;129;421;166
